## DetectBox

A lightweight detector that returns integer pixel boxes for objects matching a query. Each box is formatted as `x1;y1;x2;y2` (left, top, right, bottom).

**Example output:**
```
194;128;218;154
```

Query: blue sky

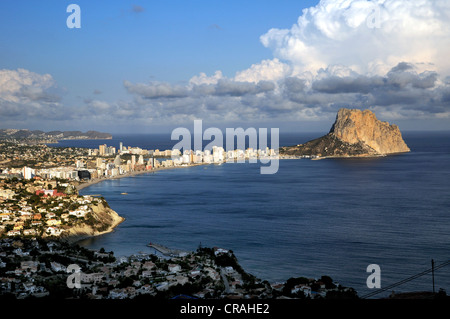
0;1;313;99
0;0;449;133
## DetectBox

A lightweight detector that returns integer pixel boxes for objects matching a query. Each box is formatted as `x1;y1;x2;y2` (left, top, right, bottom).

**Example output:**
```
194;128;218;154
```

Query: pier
148;243;188;257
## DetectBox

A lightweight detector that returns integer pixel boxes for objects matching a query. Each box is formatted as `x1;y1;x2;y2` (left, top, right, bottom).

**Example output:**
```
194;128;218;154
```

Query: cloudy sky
0;0;449;133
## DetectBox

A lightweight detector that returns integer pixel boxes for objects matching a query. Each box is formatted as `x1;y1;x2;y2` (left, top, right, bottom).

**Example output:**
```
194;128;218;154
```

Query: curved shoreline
75;163;208;192
71;164;209;243
62;216;126;245
68;165;206;245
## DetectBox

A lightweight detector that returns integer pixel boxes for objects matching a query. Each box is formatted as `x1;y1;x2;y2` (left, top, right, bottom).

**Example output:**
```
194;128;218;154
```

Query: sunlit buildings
22;167;35;180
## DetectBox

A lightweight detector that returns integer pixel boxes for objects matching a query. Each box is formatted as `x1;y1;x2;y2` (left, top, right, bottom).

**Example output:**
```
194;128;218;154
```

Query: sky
0;0;449;134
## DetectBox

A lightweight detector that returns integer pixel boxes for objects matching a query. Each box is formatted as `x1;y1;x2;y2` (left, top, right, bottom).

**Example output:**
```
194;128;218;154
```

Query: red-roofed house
36;190;65;197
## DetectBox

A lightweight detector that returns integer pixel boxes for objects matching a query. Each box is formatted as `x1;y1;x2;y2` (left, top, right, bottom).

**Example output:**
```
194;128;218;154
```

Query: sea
48;131;450;298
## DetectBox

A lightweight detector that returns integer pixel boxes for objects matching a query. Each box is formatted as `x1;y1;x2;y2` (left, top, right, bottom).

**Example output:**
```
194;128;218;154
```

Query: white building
0;189;16;200
46;227;64;236
212;146;225;163
168;264;181;273
182;154;190;164
50;261;66;272
22;166;35;180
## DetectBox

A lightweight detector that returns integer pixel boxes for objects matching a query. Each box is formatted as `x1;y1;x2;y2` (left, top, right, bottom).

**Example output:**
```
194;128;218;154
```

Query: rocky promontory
61;201;125;244
280;108;410;158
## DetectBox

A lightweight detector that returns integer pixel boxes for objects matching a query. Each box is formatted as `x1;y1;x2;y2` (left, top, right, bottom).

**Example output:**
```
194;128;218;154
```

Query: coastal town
1;138;284;182
0;135;359;300
0;237;357;299
0;177;109;238
0;137;283;239
0;133;446;301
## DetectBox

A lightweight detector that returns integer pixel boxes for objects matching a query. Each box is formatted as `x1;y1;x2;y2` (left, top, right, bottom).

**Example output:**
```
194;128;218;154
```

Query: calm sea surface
51;131;450;298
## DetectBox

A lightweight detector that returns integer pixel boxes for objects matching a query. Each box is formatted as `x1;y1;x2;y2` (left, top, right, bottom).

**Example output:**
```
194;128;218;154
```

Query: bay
67;131;450;298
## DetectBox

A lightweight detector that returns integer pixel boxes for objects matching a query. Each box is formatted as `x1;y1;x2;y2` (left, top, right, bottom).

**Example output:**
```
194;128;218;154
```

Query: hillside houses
0;238;358;300
0;178;104;239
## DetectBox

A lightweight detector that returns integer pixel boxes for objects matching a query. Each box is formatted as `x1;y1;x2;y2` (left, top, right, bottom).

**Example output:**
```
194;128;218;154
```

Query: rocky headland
60;201;125;244
280;108;410;158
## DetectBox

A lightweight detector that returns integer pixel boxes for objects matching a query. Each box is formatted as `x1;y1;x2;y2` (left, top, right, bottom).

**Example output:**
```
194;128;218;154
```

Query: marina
148;242;189;257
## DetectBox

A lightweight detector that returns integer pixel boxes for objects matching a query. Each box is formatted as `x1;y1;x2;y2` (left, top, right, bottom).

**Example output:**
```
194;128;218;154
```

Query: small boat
121;192;128;195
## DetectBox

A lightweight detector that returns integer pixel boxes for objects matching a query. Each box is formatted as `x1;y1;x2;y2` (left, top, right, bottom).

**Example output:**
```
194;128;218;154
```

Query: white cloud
0;68;55;103
0;68;65;122
260;0;450;76
118;61;450;125
4;1;450;130
124;80;188;99
189;70;223;86
234;58;292;83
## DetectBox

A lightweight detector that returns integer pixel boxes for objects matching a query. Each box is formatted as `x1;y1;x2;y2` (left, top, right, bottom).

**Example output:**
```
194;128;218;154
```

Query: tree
29;194;41;205
325;288;358;299
320;275;336;289
118;276;134;288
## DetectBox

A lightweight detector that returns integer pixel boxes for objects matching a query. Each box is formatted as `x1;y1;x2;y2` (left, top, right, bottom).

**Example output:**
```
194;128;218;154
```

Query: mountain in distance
280;108;410;158
0;129;112;141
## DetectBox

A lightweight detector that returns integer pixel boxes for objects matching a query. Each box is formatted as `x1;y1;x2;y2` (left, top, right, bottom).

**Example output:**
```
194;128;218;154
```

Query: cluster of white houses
0;191;99;237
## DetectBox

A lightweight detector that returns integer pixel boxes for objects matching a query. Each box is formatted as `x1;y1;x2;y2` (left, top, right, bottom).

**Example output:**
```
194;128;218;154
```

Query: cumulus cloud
0;68;57;103
0;68;65;120
214;79;275;96
189;70;223;86
4;1;450;129
119;59;450;125
312;75;383;94
121;74;284;124
309;63;446;111
234;58;292;83
124;80;188;99
260;0;450;76
386;63;438;89
126;76;275;100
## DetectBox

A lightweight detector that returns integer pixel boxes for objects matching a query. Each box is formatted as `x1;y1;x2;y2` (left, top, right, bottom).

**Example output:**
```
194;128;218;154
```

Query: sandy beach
75;163;209;192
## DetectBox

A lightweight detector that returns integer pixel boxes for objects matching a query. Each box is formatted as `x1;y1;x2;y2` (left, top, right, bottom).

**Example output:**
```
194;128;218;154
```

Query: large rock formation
280;108;410;158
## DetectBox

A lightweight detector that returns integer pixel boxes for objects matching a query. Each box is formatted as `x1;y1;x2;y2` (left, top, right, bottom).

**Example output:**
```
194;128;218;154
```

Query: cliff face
61;202;125;244
280;108;410;158
330;108;410;155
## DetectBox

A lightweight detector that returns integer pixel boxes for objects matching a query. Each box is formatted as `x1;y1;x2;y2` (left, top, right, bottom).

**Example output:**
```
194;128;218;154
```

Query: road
220;268;232;294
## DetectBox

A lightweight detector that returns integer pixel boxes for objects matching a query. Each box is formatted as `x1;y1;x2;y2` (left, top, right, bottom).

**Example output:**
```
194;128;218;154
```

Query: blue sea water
54;131;450;298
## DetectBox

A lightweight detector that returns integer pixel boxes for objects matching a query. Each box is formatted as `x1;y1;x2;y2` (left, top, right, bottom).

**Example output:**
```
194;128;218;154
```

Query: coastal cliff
60;201;125;244
280;108;410;158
